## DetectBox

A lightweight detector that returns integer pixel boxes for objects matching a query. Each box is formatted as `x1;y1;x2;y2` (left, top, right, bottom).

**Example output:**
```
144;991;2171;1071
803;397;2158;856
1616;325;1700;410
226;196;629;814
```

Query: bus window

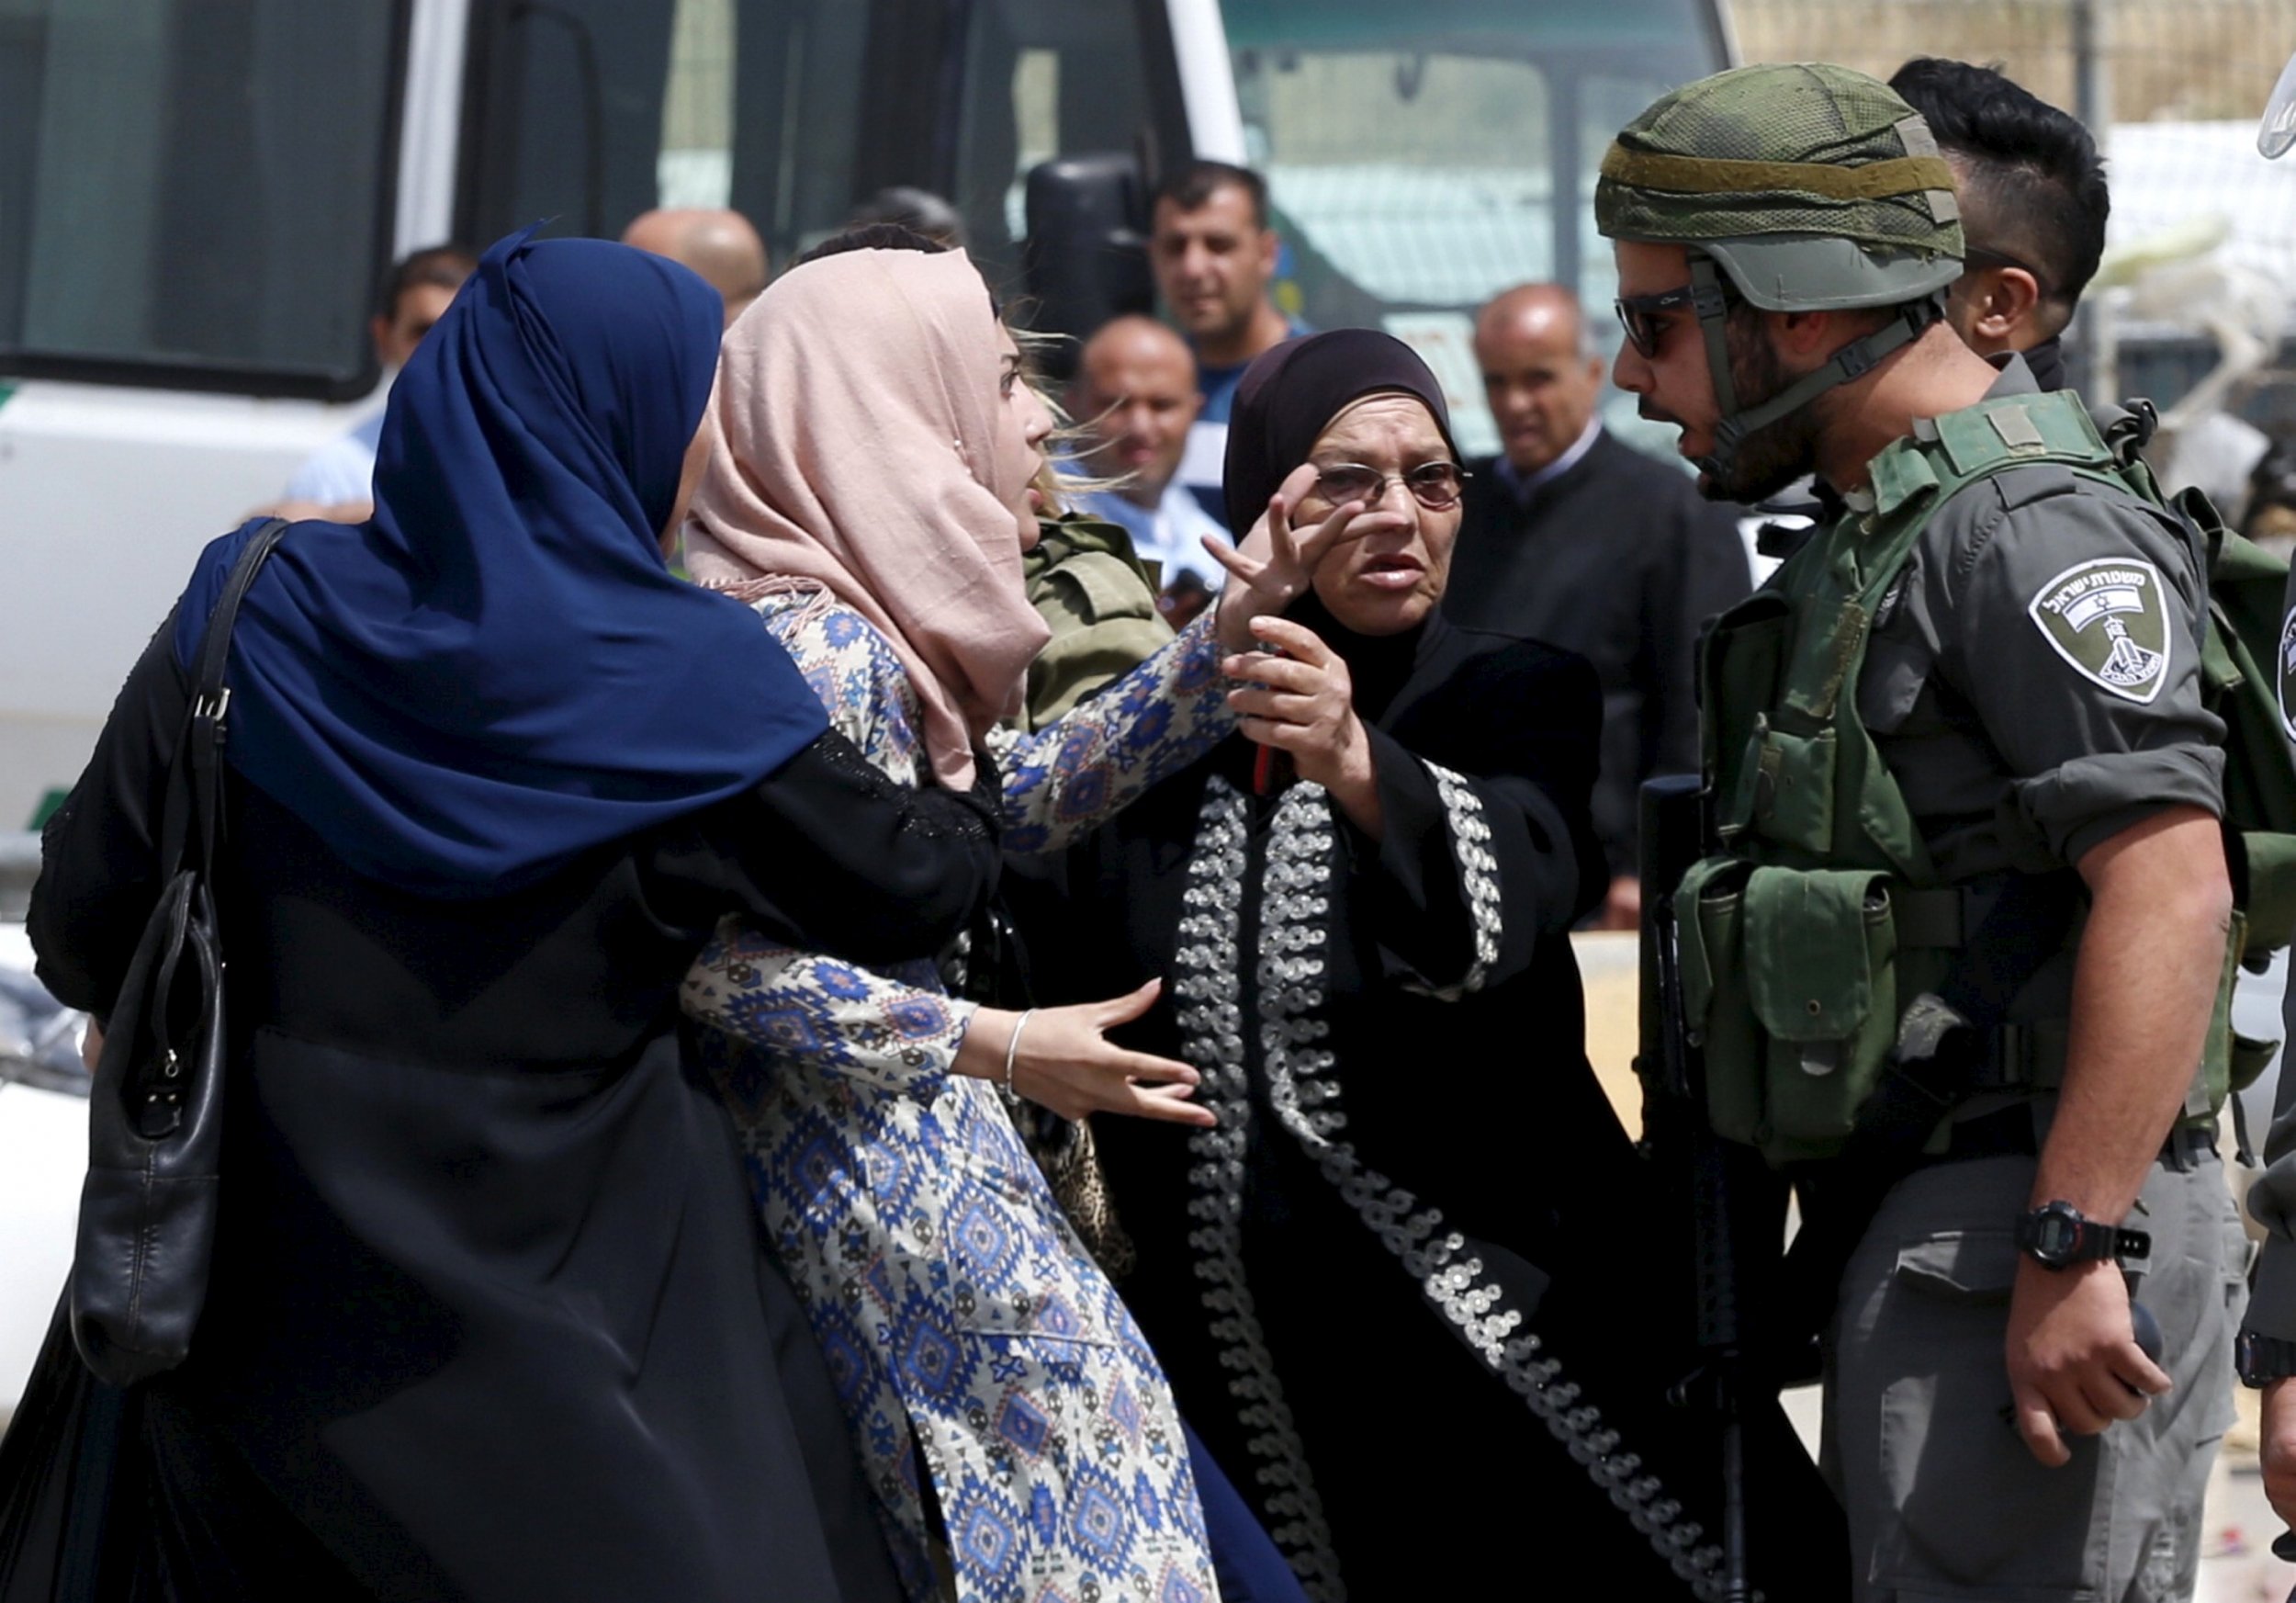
0;0;402;397
1221;0;1727;454
658;0;737;209
947;0;1186;298
460;0;950;276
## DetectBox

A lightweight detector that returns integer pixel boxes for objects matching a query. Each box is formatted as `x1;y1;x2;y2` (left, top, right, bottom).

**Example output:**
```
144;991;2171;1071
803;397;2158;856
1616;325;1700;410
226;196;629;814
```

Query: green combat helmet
1596;62;1965;480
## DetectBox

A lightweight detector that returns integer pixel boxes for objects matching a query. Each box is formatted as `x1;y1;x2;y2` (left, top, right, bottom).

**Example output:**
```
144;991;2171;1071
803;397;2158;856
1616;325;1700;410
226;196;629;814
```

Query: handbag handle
157;518;291;880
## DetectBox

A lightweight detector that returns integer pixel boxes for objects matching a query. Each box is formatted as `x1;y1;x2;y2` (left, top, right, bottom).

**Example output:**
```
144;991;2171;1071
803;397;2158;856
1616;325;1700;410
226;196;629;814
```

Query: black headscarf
1221;329;1460;540
1222;329;1464;720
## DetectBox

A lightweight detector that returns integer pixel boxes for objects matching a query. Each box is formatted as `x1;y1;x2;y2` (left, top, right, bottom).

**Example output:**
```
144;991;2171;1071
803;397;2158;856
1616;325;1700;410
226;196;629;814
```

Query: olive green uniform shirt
1853;357;2224;886
1016;515;1174;731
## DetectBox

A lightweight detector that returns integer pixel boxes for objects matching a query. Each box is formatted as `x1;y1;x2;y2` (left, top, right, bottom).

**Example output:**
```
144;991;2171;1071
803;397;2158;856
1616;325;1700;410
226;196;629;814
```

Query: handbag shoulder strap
159;518;291;877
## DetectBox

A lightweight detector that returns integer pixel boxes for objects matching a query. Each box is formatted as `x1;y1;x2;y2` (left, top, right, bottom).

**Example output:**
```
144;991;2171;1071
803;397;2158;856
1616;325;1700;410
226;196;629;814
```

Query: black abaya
8;619;1002;1603
1020;614;1766;1597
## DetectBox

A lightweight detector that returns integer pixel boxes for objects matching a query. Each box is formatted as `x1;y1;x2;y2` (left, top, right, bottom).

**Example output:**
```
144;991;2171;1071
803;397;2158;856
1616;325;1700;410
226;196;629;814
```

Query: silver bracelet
1001;1008;1037;1102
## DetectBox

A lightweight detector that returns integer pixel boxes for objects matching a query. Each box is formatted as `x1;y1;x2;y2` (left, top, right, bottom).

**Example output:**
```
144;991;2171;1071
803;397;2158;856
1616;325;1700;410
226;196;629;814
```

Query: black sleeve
658;730;1002;965
1602;494;1747;881
1348;644;1605;991
1659;497;1752;777
29;612;189;1016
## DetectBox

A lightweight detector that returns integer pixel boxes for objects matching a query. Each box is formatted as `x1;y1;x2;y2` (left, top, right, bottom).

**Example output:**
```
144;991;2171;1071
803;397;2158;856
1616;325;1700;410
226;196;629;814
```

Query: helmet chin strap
1687;253;1943;482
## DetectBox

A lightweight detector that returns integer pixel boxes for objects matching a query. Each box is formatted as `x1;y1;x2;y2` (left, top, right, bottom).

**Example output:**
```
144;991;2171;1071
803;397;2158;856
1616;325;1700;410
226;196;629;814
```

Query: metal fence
1736;0;2291;122
1735;1;2296;445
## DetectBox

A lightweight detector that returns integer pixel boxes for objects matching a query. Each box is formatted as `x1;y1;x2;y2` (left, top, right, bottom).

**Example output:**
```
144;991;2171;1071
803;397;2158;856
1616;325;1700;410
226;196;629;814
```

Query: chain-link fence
1738;1;2296;488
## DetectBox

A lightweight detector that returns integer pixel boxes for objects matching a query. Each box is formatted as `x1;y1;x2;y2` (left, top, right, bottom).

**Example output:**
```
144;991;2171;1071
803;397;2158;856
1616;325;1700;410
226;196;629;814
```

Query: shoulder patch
2026;558;2171;705
2279;605;2296;741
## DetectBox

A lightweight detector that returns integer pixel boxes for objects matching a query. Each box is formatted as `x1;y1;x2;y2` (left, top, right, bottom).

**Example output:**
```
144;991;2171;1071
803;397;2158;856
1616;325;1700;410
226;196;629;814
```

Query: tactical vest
1670;389;2296;1168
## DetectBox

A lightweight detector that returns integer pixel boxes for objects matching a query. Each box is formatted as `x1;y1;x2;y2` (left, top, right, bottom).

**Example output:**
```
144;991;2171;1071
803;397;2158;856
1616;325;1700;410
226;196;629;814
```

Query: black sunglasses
1615;284;1697;359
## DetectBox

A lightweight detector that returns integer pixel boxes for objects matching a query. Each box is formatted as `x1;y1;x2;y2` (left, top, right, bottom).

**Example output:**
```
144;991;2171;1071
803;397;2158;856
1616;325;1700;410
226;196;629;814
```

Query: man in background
1889;57;2110;392
1063;316;1229;599
1445;282;1749;929
276;243;476;516
622;208;770;327
1149;161;1307;523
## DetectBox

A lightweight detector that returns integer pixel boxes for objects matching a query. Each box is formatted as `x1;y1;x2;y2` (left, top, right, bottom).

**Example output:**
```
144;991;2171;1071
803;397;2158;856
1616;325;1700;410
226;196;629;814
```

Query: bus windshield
1222;0;1728;452
0;0;402;396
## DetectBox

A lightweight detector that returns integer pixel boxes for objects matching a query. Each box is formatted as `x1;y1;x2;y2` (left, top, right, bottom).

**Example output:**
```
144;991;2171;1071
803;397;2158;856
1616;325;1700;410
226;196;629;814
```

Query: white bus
0;0;1729;832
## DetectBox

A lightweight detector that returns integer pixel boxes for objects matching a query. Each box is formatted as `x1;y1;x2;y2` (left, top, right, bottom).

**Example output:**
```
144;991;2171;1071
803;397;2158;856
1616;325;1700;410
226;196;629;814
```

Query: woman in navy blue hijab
173;228;829;895
12;231;1001;1602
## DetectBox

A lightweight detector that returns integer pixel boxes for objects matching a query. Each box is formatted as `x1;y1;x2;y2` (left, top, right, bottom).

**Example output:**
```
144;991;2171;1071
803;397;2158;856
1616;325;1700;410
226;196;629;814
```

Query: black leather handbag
70;518;288;1386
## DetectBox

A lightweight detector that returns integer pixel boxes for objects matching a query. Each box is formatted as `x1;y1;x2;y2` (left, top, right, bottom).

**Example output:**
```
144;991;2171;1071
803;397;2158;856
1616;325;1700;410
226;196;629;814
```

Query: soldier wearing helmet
1604;63;2239;1599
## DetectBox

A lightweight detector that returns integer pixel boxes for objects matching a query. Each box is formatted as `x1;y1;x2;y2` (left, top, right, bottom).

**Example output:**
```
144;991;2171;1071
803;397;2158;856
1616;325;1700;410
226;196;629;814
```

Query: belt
1922;1102;2219;1168
1969;1019;2072;1093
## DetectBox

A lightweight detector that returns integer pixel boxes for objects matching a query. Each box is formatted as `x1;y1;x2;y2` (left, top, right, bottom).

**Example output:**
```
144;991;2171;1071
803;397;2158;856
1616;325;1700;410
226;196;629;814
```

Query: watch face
2035;1213;2078;1260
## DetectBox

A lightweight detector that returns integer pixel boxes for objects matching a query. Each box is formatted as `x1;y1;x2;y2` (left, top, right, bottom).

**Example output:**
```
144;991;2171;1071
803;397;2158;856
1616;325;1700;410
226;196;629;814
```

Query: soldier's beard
1700;315;1820;505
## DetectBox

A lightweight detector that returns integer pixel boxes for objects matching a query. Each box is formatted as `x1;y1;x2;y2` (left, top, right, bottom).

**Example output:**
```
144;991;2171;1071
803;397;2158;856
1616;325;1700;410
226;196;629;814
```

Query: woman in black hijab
1017;330;1733;1597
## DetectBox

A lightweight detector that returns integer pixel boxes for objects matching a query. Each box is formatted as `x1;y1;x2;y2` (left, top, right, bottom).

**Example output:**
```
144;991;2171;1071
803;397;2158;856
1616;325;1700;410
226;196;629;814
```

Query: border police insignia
2280;605;2296;740
2027;559;2170;704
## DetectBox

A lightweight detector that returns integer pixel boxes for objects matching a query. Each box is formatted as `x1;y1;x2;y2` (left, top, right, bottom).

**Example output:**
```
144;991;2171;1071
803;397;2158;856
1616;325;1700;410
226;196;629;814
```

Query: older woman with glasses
1011;329;1737;1597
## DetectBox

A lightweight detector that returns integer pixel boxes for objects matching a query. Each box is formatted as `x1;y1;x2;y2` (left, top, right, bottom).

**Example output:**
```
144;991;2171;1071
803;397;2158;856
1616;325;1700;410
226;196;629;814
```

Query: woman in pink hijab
677;239;1371;1601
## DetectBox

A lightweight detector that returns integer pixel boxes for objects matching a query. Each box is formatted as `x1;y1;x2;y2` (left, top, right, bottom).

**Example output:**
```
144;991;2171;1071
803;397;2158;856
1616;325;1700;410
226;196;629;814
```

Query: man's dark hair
793;221;951;269
1889;58;2109;322
847;187;966;248
1152;161;1269;231
379;244;478;321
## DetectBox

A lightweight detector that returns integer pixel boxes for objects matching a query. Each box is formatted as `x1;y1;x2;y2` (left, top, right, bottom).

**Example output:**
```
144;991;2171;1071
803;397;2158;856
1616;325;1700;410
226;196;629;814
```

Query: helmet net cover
1596;62;1964;262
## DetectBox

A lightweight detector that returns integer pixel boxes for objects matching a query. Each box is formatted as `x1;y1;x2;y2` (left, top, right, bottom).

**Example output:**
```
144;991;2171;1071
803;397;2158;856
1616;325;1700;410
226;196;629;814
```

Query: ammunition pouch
2199;908;2279;1130
1679;860;1972;1166
1663;389;2292;1168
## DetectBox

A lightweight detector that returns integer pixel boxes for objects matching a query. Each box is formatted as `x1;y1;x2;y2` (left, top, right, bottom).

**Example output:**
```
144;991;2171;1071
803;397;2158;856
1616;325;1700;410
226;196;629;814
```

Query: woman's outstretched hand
1222;615;1383;838
1204;463;1401;654
960;980;1215;1126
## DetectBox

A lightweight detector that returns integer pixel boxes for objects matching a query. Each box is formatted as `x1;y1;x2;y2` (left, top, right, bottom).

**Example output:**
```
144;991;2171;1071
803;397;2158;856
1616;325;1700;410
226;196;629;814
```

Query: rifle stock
1639;775;1754;1603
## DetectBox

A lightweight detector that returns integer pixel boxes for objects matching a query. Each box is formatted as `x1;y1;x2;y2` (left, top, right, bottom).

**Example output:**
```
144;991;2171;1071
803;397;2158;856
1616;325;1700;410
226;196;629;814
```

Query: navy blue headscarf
174;230;828;897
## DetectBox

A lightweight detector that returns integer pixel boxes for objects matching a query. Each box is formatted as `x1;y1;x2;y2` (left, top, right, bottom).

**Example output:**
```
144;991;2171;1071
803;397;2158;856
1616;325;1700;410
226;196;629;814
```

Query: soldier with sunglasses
1602;62;2241;1601
1445;282;1751;931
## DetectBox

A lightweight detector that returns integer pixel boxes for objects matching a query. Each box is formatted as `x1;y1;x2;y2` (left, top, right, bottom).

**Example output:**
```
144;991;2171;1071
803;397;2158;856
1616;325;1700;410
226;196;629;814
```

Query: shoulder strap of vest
1868;390;2123;522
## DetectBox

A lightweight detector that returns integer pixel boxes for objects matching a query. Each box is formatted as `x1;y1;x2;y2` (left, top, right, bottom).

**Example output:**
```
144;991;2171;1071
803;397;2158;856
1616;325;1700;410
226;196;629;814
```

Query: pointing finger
1089;977;1164;1029
1200;534;1256;584
1128;1083;1219;1126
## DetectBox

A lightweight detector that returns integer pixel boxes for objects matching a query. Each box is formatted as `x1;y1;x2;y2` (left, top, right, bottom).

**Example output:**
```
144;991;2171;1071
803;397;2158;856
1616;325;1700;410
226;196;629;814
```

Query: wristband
2238;1329;2296;1387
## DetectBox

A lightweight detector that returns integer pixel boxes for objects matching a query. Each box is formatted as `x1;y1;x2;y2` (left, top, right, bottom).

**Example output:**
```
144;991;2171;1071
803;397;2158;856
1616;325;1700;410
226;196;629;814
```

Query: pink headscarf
683;248;1052;789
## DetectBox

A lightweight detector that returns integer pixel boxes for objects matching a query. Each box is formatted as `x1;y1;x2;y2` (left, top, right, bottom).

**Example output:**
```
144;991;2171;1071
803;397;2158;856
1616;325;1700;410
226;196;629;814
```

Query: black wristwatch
2014;1200;2151;1270
2237;1330;2296;1387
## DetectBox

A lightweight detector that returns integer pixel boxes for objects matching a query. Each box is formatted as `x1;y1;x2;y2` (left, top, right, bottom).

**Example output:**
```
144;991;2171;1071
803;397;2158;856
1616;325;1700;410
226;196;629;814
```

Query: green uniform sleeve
1019;547;1174;730
1926;468;2225;865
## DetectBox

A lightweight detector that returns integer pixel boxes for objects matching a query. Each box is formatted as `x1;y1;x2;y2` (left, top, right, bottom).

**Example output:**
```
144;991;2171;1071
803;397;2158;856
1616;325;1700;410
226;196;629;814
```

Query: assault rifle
1638;777;1848;1603
1638;774;1756;1602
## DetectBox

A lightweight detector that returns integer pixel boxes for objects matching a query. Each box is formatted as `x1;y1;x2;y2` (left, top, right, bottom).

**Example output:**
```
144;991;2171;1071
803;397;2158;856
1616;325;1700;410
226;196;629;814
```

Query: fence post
2074;0;2118;399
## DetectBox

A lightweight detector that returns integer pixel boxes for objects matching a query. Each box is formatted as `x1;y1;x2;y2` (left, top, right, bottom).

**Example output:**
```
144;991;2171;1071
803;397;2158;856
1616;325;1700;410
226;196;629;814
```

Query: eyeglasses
1311;460;1469;510
1615;284;1696;359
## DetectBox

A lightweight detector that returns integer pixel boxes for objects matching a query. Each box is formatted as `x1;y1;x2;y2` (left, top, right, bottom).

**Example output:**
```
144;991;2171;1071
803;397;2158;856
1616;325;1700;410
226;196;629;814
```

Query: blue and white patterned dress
682;584;1235;1603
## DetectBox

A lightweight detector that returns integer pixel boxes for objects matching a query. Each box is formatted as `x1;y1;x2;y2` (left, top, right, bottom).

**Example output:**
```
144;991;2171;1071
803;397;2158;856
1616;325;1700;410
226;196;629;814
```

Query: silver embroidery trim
1176;777;1348;1602
1254;782;1734;1602
1403;761;1503;1001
